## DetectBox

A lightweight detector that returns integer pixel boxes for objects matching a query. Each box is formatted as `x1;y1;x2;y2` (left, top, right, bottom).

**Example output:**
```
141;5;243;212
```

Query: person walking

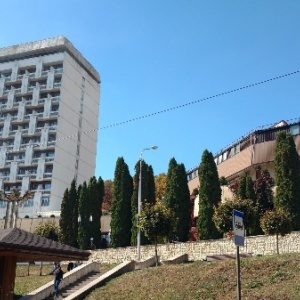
50;263;64;298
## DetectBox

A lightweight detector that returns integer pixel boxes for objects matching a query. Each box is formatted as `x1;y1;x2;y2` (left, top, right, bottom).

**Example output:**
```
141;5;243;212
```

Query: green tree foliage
176;163;191;241
213;199;257;236
111;157;133;247
252;169;275;235
254;169;274;214
164;158;191;242
69;179;79;247
77;181;90;249
59;188;70;244
196;150;222;240
140;201;175;265
59;179;78;247
245;175;256;201
274;131;300;230
34;220;60;241
260;209;292;254
219;176;228;186
88;176;104;249
237;174;247;200
131;160;155;245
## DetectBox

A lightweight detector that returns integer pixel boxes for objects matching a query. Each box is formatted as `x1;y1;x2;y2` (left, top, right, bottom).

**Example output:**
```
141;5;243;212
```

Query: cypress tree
274;131;300;230
176;163;191;242
88;176;103;249
59;188;70;245
77;181;90;249
69;179;78;247
237;174;246;200
111;157;133;247
164;158;191;242
245;175;256;202
196;150;222;240
146;165;156;205
60;180;79;247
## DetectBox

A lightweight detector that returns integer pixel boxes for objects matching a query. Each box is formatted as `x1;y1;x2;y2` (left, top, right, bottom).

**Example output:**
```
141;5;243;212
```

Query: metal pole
236;246;241;300
137;153;143;261
136;146;158;261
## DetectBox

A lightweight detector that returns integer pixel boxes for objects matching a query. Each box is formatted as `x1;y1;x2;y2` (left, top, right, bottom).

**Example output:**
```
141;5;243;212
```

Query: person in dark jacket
51;263;64;297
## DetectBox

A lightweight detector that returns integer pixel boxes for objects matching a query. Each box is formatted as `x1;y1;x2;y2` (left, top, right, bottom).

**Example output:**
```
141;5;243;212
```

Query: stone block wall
90;232;300;264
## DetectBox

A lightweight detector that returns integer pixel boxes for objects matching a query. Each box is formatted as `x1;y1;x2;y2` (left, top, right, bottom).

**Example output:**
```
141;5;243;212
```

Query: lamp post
137;145;158;261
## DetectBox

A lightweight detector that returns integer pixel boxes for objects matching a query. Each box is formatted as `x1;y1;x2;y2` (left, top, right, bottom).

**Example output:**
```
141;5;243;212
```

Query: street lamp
137;145;158;261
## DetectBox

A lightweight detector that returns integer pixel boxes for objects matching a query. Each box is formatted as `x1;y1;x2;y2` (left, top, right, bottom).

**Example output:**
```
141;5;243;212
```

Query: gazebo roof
0;228;90;262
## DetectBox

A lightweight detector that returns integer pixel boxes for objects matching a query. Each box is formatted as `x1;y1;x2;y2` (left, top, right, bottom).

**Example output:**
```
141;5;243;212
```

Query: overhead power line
99;70;300;130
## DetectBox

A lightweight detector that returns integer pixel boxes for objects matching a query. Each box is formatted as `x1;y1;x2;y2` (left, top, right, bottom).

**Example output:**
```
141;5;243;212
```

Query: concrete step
43;271;101;299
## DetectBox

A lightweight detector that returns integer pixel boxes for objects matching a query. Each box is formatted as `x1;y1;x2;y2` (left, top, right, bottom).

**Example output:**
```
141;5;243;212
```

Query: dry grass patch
85;253;300;300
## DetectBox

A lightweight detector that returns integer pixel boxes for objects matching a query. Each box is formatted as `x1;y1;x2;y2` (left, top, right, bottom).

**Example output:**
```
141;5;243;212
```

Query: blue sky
1;1;300;180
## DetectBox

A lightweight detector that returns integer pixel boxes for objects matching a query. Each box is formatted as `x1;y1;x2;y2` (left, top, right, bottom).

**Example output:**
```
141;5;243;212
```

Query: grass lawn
14;254;300;299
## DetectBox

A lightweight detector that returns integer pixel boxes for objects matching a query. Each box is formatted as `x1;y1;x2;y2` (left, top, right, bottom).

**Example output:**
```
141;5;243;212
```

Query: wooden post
0;256;17;300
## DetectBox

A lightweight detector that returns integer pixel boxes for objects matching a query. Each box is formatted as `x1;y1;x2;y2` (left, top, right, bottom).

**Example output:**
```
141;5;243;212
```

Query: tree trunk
4;202;11;229
276;233;279;254
39;262;43;276
155;239;158;266
9;201;16;228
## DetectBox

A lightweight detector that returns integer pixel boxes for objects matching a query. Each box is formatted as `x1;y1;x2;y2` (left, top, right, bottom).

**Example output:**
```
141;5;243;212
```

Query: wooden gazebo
0;228;90;300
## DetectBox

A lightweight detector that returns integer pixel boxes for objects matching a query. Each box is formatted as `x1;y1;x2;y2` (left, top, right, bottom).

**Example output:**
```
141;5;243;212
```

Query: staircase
43;270;101;299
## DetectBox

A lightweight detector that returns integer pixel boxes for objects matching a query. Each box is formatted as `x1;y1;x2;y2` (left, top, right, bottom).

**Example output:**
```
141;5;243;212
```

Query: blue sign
233;209;244;247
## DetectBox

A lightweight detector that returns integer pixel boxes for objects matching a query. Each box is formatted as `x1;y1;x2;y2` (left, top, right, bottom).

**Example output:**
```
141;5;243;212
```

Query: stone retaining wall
90;232;300;264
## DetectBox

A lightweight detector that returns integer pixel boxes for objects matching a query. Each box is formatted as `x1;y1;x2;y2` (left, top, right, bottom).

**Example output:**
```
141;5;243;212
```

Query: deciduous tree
155;173;167;201
254;169;274;214
140;201;175;265
103;180;113;211
213;199;257;237
260;209;292;254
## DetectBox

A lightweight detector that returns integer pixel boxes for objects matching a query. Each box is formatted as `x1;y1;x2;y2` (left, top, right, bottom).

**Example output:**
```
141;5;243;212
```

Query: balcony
45;157;54;162
53;82;61;88
54;68;63;74
4;76;11;82
44;172;53;178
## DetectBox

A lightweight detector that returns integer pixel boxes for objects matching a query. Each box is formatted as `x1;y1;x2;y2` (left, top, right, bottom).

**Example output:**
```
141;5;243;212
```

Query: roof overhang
0;228;90;262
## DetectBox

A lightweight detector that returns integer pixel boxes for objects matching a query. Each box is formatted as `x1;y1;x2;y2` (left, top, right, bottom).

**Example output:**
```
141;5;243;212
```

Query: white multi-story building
0;37;100;218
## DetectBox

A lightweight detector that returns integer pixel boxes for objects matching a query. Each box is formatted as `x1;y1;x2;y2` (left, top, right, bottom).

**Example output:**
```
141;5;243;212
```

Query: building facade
188;120;300;216
0;37;100;218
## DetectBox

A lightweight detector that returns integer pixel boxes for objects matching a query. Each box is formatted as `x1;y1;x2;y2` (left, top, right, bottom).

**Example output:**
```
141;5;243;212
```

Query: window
228;147;235;158
290;124;300;136
48;134;56;142
21;200;34;207
0;201;7;208
46;151;55;157
44;183;51;190
45;166;53;173
41;197;50;206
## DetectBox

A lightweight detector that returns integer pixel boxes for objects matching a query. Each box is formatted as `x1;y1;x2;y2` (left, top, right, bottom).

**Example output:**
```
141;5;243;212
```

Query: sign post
233;209;245;300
